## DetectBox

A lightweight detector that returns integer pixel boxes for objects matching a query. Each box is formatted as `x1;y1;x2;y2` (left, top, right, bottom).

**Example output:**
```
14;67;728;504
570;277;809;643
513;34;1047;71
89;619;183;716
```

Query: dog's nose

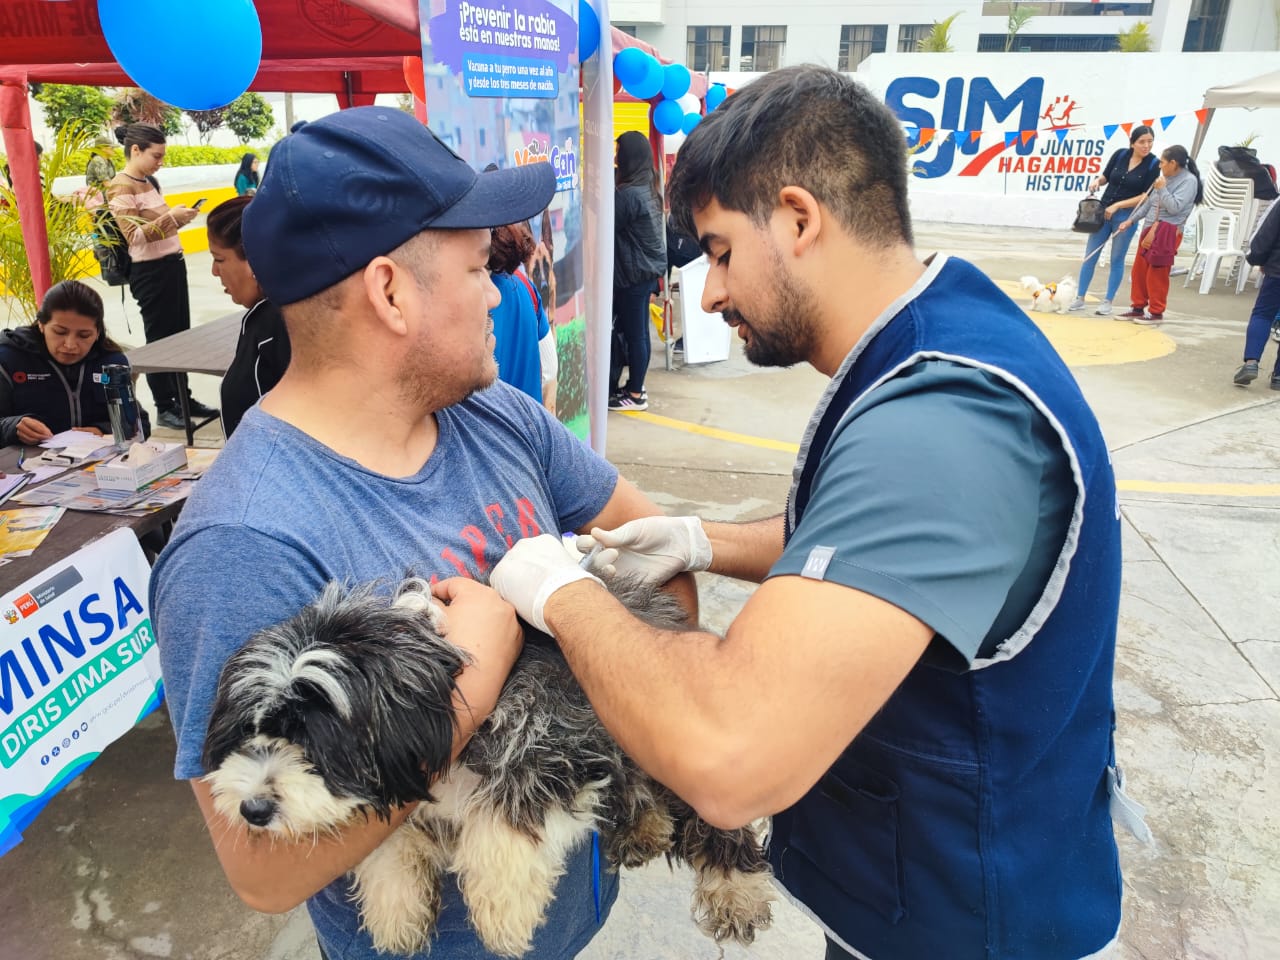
239;797;277;827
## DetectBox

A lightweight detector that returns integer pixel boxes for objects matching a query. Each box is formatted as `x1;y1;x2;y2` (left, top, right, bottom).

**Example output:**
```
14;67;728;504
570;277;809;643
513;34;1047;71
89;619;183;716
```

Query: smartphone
192;198;208;211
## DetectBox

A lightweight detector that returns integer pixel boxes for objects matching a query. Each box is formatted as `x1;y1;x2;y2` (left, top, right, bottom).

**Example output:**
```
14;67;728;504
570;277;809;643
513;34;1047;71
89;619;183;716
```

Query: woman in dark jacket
1233;200;1280;389
0;280;146;446
206;196;291;437
610;131;666;411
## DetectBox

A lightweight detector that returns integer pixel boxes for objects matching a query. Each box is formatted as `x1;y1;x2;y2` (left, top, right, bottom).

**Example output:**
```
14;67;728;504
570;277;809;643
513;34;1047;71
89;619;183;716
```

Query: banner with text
0;529;161;855
420;0;590;439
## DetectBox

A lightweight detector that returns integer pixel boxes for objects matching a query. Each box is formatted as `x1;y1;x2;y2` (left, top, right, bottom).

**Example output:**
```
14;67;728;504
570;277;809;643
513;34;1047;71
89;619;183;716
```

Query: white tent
1192;68;1280;159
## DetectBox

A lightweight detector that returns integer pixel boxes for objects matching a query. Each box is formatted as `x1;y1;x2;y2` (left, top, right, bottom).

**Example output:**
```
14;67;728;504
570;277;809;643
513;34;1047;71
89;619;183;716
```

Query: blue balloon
705;83;728;111
100;0;262;111
652;99;684;136
661;63;691;101
614;48;651;89
578;0;600;62
626;55;664;100
681;112;702;135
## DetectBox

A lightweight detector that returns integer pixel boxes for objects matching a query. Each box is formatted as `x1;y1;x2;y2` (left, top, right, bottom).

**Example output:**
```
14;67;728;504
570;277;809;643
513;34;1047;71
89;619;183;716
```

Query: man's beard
727;252;820;368
398;346;497;411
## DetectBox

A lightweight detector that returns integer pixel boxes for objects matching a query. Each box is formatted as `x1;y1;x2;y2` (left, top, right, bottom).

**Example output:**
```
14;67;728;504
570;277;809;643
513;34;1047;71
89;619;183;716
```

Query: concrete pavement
0;224;1276;960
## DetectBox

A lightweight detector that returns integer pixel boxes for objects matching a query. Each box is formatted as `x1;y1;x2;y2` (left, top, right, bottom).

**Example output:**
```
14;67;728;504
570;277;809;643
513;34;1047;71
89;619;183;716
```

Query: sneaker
1118;308;1146;319
156;408;186;430
1271;318;1280;343
1234;361;1259;385
187;399;220;418
608;391;649;411
1271;373;1280;391
1066;297;1087;312
1093;300;1113;317
1133;312;1163;325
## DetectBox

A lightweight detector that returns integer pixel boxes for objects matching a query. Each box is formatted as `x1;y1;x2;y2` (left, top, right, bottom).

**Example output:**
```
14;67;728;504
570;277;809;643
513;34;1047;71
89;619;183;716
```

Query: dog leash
591;831;601;922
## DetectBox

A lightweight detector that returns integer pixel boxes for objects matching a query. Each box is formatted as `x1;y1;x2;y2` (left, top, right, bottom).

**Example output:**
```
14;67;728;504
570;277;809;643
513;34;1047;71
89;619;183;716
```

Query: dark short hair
669;65;912;248
34;279;122;353
206;195;253;258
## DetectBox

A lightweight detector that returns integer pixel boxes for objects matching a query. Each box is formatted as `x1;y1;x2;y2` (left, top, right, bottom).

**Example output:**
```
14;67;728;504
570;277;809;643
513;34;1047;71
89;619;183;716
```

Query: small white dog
1019;275;1077;314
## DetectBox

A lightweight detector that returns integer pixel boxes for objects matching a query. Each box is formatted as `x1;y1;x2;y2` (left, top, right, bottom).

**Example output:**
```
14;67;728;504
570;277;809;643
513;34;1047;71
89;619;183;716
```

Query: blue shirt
773;359;1074;669
151;382;620;959
490;271;548;402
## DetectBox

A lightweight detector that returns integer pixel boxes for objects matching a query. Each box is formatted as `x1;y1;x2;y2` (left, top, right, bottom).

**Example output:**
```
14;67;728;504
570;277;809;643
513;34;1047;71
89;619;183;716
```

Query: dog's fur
1019;274;1077;313
202;577;773;957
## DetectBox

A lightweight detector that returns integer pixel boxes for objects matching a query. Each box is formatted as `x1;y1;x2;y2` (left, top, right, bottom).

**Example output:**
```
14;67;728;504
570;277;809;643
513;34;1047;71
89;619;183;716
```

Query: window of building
897;24;932;51
1183;0;1229;51
838;24;888;70
977;32;1120;51
979;1;1155;14
740;25;787;71
687;25;731;72
615;24;638;37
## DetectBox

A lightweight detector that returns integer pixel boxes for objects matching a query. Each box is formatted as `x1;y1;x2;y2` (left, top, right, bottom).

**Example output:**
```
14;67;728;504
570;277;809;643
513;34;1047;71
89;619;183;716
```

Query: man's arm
541;573;931;830
701;515;785;583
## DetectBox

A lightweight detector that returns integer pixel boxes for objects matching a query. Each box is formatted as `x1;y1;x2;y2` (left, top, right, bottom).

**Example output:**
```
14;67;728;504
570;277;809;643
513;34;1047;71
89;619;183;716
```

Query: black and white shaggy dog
202;576;774;956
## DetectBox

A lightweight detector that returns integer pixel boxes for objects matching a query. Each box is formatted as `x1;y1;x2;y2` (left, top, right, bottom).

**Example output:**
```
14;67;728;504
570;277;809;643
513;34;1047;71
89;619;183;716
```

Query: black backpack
666;218;701;273
1216;145;1279;201
91;175;161;286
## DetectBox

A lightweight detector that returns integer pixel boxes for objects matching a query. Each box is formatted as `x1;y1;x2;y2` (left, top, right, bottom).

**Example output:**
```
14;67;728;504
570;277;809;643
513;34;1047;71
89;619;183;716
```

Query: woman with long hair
234;153;260;196
610;131;666;411
0;280;147;445
1116;144;1204;325
1067;125;1160;316
106;122;217;429
205;196;291;438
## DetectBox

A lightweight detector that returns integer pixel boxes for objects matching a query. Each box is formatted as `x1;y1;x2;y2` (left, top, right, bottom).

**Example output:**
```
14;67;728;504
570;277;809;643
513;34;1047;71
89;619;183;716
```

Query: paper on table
0;506;65;559
19;464;70;484
37;431;114;461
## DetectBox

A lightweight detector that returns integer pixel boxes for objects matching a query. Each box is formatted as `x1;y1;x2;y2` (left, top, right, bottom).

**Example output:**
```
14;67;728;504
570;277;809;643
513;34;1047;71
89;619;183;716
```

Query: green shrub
54;144;273;175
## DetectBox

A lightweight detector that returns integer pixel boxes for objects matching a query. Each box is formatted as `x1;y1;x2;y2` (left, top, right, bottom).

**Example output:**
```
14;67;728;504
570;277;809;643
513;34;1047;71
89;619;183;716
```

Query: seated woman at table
205;196;291;438
0;280;148;447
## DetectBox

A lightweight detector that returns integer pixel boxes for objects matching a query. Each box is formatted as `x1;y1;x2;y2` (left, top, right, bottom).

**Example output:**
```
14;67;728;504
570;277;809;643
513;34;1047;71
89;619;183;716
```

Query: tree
112;88;185;138
1116;22;1154;52
0;123;102;323
1005;4;1036;52
34;84;113;134
919;12;961;52
225;92;274;144
186;107;229;145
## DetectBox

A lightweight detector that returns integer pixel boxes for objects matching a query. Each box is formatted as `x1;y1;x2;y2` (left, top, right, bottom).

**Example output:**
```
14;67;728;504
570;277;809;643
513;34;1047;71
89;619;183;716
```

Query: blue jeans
1078;216;1137;302
610;280;654;395
1243;273;1280;372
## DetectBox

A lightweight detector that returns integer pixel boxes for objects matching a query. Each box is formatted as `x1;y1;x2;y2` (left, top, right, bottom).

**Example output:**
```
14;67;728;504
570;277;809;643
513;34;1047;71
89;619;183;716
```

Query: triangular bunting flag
1055;127;1069;142
1020;130;1036;146
1141;118;1154;127
969;130;981;143
919;127;936;146
1121;122;1134;136
903;125;918;142
1195;108;1209;125
1004;131;1018;147
1103;124;1119;140
1160;115;1176;130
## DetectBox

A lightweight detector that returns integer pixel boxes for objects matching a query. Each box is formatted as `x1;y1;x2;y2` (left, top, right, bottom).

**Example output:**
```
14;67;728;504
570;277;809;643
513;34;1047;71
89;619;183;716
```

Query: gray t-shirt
151;381;619;959
772;360;1075;671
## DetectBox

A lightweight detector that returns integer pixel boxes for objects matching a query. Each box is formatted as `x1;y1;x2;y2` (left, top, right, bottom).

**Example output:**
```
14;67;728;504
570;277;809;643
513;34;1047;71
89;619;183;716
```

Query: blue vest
769;257;1123;960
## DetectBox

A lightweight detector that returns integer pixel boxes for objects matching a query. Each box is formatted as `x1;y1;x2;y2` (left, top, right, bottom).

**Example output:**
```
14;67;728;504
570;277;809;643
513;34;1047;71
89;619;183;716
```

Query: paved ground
0;223;1276;960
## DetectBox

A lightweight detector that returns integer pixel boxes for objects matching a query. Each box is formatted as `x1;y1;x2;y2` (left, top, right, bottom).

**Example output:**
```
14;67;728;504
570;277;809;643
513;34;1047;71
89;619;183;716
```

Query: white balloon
676;92;700;114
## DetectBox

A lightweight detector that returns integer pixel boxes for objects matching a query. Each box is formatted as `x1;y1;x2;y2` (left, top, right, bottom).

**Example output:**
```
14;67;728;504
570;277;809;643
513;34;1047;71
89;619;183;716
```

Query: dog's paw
606;803;674;868
691;867;775;946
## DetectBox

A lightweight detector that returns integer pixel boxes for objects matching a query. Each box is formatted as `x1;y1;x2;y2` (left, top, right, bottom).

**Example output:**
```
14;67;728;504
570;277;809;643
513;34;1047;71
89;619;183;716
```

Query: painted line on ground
619;411;1280;497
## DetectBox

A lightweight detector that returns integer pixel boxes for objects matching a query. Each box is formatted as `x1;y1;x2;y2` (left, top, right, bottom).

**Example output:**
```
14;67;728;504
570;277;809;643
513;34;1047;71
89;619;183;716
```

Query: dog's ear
202;680;255;771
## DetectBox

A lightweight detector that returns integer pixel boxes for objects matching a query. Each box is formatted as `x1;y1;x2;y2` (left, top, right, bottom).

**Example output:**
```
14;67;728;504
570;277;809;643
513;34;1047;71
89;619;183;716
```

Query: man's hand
431;578;523;736
16;416;53;444
489;534;604;633
575;516;713;585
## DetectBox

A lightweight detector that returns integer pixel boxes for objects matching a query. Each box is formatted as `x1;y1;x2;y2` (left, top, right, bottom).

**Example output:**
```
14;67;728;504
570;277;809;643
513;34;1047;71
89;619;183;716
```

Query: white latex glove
490;534;606;633
575;516;712;585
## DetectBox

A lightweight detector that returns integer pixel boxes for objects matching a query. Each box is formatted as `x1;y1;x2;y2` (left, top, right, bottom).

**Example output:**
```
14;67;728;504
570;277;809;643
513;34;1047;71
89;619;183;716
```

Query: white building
613;0;1277;71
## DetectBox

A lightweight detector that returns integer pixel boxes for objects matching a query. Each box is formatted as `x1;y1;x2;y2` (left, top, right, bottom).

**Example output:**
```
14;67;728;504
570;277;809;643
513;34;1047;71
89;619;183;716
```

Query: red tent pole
0;69;53;303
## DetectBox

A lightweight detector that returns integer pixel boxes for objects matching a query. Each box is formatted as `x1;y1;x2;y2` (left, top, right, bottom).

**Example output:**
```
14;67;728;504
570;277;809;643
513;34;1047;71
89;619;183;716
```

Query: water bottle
94;364;141;450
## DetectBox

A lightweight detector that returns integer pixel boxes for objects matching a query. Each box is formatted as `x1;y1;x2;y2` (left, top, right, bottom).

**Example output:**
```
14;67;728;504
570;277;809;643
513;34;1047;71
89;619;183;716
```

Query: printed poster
0;529;162;854
418;0;591;439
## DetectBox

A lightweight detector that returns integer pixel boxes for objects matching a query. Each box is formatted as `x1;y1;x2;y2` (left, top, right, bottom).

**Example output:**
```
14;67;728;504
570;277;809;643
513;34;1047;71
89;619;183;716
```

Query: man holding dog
484;66;1133;960
150;108;689;960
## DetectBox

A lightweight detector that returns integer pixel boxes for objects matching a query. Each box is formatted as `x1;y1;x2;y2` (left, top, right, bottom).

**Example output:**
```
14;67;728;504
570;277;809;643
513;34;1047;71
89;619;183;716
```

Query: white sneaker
1066;297;1087;312
1094;301;1113;316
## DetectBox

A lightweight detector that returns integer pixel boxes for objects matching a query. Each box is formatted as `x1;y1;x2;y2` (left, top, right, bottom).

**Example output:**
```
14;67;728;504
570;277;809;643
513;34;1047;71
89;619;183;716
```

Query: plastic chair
1184;207;1247;294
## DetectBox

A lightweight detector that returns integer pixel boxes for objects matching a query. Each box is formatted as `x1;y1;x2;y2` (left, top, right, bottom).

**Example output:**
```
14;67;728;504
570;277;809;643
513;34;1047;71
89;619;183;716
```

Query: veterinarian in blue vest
486;66;1145;960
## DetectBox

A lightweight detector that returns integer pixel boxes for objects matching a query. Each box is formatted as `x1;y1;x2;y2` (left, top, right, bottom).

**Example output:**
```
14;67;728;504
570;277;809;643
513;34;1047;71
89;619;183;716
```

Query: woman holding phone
105;123;218;430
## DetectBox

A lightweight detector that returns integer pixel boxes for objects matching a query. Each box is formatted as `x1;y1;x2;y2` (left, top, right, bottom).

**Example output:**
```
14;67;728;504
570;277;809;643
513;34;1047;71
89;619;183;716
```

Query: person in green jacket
234;153;259;196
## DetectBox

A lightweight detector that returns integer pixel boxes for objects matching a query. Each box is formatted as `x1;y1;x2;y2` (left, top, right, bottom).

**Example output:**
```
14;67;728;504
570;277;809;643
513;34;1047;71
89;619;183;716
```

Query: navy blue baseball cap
242;106;557;305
